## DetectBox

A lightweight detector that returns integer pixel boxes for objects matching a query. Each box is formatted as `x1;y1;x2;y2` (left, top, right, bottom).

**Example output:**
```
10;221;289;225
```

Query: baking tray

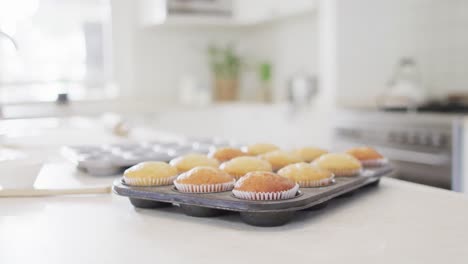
62;139;236;176
113;165;393;227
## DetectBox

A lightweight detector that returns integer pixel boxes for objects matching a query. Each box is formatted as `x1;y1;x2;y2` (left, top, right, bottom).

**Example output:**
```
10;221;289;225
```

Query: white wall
111;0;319;104
112;0;468;109
133;26;244;103
111;0;137;99
242;13;319;101
333;0;468;108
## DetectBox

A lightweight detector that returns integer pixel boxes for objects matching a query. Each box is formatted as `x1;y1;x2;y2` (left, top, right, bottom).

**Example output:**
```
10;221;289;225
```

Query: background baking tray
113;166;393;227
62;138;238;176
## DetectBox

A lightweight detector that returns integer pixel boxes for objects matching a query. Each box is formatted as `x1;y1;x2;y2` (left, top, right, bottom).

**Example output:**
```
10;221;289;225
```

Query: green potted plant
257;62;272;102
207;43;241;101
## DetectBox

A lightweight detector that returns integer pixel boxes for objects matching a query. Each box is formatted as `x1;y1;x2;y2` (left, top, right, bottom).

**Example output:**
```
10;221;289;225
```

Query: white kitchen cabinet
138;0;317;27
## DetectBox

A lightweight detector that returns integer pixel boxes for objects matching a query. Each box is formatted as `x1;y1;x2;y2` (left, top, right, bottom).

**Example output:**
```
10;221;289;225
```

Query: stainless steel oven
332;111;464;191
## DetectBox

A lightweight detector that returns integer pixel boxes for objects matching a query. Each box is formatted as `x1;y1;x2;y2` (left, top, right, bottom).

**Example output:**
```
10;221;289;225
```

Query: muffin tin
113;165;393;227
62;138;236;176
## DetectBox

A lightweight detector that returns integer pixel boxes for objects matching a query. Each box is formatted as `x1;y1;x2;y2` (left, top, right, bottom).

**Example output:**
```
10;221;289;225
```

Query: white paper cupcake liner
296;175;335;187
232;184;300;200
361;158;388;168
174;180;235;193
331;168;362;177
123;175;177;186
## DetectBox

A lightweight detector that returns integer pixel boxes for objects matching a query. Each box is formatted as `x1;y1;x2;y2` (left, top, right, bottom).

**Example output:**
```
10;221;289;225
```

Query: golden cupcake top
220;156;273;178
277;162;333;181
175;166;234;185
242;143;280;156
208;147;246;162
234;171;296;193
124;161;178;179
346;146;384;161
169;153;220;173
259;150;303;171
313;153;362;171
292;147;328;162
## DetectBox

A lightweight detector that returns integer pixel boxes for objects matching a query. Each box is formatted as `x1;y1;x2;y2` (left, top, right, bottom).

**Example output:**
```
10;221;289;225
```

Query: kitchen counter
0;102;336;148
1;173;468;263
1;116;468;263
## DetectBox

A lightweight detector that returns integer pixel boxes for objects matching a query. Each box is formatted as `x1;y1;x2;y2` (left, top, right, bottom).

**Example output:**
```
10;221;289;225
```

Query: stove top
382;102;468;113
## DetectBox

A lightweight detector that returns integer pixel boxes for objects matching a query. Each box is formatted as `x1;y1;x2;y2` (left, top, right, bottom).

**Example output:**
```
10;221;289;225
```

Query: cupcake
174;166;235;193
277;162;334;187
170;153;220;173
242;143;280;156
346;146;387;168
313;153;362;177
232;171;299;200
208;147;246;163
292;147;328;162
220;156;273;180
123;161;178;186
259;150;303;171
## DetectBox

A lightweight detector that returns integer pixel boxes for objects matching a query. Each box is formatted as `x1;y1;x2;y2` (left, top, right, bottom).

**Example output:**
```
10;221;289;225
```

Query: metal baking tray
62;138;237;176
113;166;393;227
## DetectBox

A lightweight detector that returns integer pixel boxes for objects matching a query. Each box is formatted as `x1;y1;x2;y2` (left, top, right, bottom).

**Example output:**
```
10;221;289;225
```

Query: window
0;0;114;103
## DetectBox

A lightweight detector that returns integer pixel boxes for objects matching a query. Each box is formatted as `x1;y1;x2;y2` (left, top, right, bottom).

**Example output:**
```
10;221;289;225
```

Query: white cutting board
33;162;118;189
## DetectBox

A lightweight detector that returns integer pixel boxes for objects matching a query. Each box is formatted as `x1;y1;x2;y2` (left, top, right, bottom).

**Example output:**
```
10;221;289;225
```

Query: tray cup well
129;198;173;209
179;204;227;217
240;211;296;227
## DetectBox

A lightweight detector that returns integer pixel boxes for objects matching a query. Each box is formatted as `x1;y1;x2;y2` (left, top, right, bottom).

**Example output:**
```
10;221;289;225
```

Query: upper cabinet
138;0;318;27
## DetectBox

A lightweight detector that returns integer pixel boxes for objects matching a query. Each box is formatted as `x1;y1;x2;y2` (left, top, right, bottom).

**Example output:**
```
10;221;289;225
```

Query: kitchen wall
133;26;244;103
113;0;468;109
240;13;319;101
111;0;319;104
332;0;468;108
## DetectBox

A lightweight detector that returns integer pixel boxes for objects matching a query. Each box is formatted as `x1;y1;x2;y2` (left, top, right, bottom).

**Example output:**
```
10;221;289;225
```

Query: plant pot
213;78;238;101
257;84;272;103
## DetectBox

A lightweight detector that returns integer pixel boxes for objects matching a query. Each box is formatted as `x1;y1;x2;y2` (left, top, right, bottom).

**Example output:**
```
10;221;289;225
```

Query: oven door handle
378;147;450;166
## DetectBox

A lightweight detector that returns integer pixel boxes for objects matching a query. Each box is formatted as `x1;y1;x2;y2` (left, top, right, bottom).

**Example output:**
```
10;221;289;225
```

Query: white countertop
2;169;468;263
1;116;468;263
